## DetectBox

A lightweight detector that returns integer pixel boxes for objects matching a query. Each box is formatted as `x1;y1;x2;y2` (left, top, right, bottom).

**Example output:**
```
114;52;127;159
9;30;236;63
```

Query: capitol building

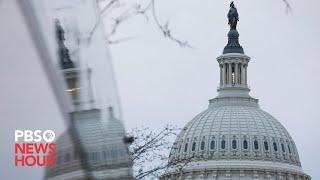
45;20;133;180
162;2;311;180
44;0;134;179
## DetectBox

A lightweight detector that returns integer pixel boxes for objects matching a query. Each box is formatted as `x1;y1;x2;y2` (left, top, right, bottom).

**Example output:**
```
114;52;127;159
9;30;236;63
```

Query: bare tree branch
86;0;194;48
103;1;151;39
128;125;192;180
282;0;292;13
107;36;138;45
69;0;292;47
100;0;121;15
150;0;194;48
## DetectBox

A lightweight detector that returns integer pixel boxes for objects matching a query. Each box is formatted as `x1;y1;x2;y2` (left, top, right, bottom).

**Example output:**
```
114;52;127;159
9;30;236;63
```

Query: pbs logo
15;130;55;143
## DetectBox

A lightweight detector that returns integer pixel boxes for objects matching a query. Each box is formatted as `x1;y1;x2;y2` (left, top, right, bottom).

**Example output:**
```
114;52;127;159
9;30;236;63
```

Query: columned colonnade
219;62;247;87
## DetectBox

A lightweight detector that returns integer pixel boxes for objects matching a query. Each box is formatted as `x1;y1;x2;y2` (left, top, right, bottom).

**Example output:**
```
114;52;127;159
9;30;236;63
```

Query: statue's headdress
230;1;235;8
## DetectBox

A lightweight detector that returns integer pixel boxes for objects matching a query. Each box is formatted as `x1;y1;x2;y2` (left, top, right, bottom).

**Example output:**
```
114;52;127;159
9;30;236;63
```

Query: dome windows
210;140;216;150
232;140;237;149
273;142;278;152
172;135;299;166
184;143;188;152
221;140;226;150
200;141;205;151
264;141;269;151
288;144;291;154
254;140;259;150
192;142;196;151
243;140;248;150
281;143;286;153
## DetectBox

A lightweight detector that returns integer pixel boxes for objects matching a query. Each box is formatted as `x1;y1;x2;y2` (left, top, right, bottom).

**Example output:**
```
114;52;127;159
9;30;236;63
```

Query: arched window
210;140;215;150
243;140;248;149
184;143;188;152
221;140;226;149
254;140;259;150
288;145;291;154
192;142;196;151
232;140;237;149
273;142;278;152
281;143;285;152
264;141;269;151
200;141;205;150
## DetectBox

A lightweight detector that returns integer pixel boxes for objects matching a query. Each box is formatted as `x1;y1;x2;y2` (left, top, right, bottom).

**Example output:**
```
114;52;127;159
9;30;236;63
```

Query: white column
239;63;242;85
222;64;226;86
244;65;247;85
241;64;245;85
228;63;232;85
223;64;228;86
235;63;239;85
220;64;223;86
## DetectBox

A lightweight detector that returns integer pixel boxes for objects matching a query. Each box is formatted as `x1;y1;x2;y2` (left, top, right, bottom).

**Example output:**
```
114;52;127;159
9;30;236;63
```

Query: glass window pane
273;142;278;151
232;140;237;149
281;144;285;152
243;140;248;149
184;143;188;152
264;141;269;151
192;142;196;151
210;140;215;149
254;140;259;150
221;140;226;149
201;141;205;150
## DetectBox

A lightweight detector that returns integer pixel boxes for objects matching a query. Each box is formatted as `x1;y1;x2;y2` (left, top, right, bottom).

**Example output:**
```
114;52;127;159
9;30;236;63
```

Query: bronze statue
223;1;244;54
228;1;239;29
55;20;65;44
55;19;74;69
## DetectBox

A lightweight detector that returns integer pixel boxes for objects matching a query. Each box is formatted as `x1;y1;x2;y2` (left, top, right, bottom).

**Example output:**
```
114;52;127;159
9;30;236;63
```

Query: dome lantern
217;2;251;99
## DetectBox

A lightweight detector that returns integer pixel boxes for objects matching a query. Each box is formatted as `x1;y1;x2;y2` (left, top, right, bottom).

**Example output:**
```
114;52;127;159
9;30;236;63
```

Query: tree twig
150;0;194;48
282;0;292;13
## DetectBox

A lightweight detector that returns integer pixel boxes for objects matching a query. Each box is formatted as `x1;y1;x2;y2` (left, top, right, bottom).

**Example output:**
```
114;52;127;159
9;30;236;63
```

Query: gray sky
109;0;320;178
0;0;319;179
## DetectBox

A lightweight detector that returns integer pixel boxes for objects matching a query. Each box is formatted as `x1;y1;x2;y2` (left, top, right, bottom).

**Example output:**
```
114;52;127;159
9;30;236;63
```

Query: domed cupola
45;107;133;180
45;21;133;180
162;2;311;180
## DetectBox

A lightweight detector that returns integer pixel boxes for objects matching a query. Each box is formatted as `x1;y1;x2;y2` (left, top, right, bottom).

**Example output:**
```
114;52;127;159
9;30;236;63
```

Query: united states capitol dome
170;99;301;167
45;108;133;180
162;2;310;180
45;21;133;180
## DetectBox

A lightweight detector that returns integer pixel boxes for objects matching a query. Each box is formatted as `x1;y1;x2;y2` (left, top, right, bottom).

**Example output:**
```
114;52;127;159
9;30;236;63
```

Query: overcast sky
109;0;320;178
1;0;319;179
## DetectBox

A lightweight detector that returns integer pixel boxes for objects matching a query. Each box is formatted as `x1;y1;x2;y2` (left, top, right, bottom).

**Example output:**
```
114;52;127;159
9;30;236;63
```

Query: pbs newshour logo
14;130;56;167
